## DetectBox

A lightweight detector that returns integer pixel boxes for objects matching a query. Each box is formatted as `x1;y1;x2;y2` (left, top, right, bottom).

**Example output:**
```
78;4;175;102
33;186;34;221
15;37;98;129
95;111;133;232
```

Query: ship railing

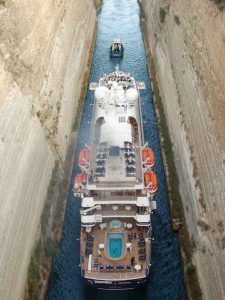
135;90;145;185
84;269;146;280
93;181;137;187
94;195;137;201
100;210;136;217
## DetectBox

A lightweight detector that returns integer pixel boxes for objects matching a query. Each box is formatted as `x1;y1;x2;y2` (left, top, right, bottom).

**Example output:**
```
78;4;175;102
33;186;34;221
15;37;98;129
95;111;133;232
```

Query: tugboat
74;68;157;290
110;39;124;58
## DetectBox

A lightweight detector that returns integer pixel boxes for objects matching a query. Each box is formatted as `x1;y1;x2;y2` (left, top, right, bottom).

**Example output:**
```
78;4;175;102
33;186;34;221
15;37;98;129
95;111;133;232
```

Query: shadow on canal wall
25;19;98;300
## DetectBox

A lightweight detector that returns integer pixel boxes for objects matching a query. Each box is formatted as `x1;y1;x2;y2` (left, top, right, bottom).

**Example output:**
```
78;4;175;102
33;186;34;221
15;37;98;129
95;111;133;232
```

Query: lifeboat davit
78;148;90;168
144;171;158;195
74;173;87;191
142;147;155;168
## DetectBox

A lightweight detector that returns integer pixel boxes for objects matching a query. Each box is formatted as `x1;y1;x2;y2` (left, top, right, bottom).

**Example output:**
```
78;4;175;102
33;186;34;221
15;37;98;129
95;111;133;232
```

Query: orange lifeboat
74;173;87;191
78;148;90;168
142;147;155;168
144;171;158;195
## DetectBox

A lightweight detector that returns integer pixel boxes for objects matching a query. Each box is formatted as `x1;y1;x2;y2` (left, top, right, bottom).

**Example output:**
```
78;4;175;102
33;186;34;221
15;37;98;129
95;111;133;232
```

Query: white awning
127;223;133;229
88;254;92;272
100;122;132;147
81;215;96;224
99;243;105;249
135;214;150;223
136;197;149;207
134;264;141;271
126;243;132;248
82;197;94;207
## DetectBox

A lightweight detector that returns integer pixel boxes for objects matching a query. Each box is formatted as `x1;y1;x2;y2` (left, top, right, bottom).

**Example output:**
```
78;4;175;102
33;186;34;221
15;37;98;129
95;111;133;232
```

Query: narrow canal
47;0;187;299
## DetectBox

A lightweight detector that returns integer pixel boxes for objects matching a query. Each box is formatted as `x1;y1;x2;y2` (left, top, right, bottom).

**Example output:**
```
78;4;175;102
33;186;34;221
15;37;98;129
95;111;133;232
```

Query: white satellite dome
125;88;138;103
95;86;109;101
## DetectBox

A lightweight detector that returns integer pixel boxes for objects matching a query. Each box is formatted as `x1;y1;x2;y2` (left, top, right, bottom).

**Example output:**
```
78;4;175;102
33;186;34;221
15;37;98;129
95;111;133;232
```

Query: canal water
46;0;187;299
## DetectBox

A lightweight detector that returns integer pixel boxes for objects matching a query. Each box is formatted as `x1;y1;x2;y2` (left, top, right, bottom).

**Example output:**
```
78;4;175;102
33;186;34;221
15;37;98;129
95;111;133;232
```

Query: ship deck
81;222;151;281
84;268;146;281
87;107;143;190
86;71;145;191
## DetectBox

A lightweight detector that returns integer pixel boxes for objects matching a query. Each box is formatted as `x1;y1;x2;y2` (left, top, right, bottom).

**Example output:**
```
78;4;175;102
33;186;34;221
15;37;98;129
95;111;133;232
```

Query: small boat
74;173;87;196
110;39;124;58
78;148;90;168
144;171;158;195
142;147;155;168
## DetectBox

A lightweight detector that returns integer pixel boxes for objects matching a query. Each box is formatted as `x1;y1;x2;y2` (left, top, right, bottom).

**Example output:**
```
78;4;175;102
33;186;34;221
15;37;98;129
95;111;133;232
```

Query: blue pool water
108;233;124;259
46;0;187;299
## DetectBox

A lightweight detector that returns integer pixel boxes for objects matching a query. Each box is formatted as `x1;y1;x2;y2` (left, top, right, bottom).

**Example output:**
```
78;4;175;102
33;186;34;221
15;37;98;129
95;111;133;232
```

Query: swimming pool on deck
107;233;125;259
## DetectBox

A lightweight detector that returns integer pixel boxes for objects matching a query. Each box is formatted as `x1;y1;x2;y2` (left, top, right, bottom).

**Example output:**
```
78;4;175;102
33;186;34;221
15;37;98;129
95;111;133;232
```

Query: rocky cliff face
0;1;96;299
140;0;225;299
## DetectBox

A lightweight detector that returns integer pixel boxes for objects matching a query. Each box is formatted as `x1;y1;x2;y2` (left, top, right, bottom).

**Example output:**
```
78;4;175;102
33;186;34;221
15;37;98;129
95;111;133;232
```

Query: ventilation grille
119;116;126;123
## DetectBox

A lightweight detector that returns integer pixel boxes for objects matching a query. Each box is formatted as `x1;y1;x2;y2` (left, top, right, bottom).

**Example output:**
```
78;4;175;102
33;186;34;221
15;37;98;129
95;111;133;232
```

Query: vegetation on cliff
211;0;225;10
26;161;62;299
159;7;166;23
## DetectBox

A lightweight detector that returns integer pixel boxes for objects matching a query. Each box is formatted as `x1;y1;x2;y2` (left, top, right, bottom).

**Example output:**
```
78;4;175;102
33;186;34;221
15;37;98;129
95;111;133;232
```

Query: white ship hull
74;68;157;289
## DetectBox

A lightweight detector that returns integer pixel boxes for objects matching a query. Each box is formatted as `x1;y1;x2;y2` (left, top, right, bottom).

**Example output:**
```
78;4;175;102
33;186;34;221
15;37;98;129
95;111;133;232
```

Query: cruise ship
74;68;158;290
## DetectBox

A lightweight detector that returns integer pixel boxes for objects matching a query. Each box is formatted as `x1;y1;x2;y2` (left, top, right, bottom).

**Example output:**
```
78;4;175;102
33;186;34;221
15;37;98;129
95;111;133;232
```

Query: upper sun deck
86;70;145;191
99;71;135;89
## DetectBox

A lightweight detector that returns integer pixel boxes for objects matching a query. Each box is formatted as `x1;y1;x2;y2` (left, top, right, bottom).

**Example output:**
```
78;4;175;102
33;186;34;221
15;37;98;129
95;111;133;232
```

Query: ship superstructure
74;68;157;290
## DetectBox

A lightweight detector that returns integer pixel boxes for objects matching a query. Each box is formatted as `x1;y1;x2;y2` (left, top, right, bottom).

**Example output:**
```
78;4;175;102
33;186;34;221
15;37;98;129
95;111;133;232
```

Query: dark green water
47;0;187;299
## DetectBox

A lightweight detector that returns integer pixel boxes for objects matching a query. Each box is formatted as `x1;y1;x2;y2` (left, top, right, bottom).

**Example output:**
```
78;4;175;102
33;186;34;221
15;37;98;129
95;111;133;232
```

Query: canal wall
139;0;225;299
0;1;97;299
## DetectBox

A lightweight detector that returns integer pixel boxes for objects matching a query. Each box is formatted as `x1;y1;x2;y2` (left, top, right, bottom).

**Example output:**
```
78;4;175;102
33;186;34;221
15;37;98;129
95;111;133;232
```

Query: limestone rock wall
140;0;225;299
0;1;96;299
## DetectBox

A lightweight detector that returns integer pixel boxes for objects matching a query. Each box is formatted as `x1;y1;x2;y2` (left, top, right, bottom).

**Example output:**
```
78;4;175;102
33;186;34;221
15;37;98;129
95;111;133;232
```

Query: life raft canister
78;148;90;168
142;147;155;169
144;170;158;195
74;173;87;190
